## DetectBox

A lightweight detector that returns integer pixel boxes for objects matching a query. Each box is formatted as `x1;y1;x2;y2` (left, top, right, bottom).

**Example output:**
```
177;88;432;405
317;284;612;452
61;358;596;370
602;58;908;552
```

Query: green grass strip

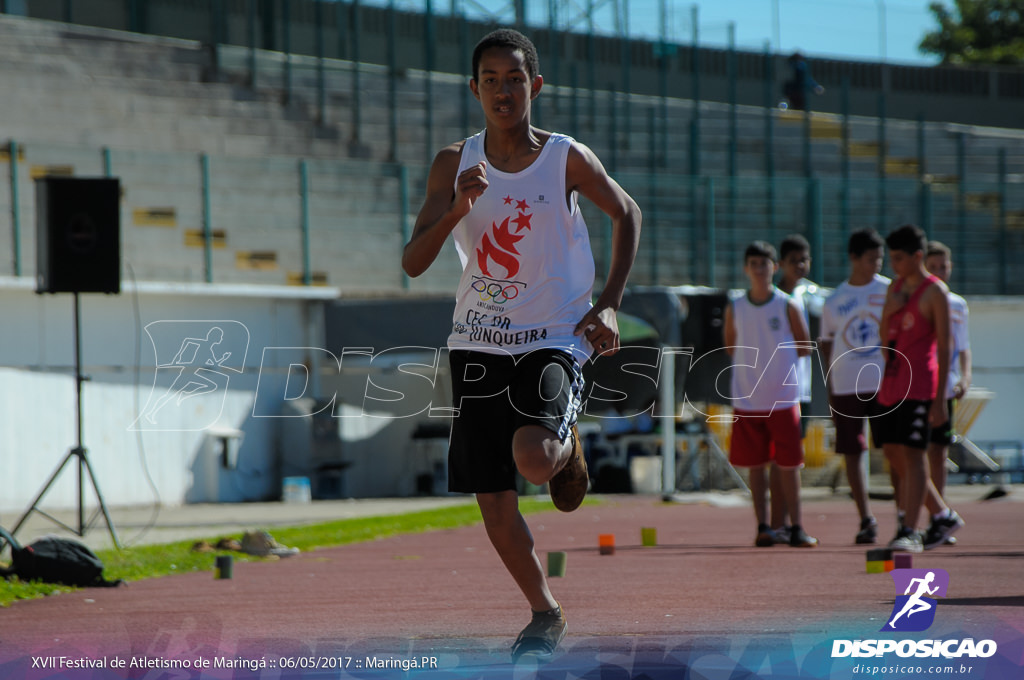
1;496;585;607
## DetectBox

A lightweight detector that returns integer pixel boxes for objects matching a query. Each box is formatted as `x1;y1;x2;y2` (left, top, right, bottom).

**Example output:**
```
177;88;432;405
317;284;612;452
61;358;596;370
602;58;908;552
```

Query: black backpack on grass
0;526;123;588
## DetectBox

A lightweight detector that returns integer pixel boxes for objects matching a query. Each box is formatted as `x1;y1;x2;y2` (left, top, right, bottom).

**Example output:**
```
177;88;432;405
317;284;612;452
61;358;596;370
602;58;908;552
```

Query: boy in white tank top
724;241;818;549
402;29;641;663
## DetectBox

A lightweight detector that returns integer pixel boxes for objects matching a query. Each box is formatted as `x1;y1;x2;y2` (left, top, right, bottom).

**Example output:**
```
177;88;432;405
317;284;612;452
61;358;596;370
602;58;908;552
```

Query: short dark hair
471;29;540;81
848;228;884;257
885;224;927;255
780;233;810;260
926;240;951;260
745;240;777;263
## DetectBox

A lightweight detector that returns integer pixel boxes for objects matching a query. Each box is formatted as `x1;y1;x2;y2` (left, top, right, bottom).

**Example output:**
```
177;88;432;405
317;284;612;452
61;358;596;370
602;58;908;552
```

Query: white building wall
0;278;335;513
961;297;1024;448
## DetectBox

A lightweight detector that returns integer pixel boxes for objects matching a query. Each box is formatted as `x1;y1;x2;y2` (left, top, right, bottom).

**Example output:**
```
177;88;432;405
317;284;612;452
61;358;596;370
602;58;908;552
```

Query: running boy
819;228;889;544
877;225;958;553
724;241;818;548
402;29;641;662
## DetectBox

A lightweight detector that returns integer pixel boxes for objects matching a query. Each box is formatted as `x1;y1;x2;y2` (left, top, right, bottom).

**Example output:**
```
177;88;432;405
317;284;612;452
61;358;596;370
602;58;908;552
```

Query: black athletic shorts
447;348;584;494
829;392;884;455
929;399;956;446
875;399;932;450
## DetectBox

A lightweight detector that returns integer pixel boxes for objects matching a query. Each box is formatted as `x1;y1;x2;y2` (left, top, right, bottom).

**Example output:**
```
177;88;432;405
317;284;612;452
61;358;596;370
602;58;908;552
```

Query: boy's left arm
787;298;812;357
955;303;972;398
568;142;642;356
929;285;951;426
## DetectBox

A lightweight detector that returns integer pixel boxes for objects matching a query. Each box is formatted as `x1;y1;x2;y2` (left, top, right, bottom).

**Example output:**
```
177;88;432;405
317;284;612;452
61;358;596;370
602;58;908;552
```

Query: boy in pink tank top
876;225;961;553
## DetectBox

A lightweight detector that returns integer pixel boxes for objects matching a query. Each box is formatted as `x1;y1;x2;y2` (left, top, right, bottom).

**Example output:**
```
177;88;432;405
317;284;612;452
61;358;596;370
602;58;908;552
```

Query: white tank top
729;288;801;412
447;131;595;359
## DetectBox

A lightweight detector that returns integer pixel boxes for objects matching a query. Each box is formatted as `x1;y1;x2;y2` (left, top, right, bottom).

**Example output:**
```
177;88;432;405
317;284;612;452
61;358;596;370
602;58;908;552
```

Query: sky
429;0;952;66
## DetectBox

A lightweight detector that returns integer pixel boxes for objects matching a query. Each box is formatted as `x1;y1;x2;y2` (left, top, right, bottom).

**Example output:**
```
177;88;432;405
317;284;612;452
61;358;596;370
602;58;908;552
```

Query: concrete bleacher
1;13;1022;295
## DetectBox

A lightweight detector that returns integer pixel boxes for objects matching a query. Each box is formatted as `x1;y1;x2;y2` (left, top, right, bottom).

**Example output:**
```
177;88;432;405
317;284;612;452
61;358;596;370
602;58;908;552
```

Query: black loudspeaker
36;177;121;294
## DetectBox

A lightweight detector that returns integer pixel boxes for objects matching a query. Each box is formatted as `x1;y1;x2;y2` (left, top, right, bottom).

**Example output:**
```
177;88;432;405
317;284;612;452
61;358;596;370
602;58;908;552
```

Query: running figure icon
889;571;940;628
144;327;233;424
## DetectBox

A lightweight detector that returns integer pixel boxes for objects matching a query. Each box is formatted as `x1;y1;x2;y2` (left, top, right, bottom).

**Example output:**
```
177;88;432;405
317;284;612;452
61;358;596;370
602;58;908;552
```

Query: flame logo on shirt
476;197;533;279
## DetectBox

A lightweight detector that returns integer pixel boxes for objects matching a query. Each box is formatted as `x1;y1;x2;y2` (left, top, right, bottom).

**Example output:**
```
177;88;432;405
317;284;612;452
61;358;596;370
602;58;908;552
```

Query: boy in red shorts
724;241;818;548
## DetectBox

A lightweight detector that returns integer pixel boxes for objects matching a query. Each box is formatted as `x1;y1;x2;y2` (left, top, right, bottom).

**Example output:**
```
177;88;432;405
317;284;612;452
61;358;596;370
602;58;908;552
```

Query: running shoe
789;525;818;548
855;517;879;545
923;511;965;550
510;605;567;663
755;524;776;547
549;426;588;512
888;527;923;553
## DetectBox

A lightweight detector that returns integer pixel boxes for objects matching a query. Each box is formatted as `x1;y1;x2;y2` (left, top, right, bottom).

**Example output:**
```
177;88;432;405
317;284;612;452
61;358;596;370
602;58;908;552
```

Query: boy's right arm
402;143;484;278
723;302;736;357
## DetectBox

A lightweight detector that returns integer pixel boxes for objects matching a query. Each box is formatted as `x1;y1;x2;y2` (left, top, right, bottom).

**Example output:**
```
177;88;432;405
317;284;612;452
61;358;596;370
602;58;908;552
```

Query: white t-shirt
729;288;802;412
820;274;890;396
946;292;970;399
448;131;595;360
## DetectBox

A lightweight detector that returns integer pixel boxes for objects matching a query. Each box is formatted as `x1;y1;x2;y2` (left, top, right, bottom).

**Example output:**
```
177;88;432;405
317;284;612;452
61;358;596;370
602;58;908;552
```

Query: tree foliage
919;0;1024;65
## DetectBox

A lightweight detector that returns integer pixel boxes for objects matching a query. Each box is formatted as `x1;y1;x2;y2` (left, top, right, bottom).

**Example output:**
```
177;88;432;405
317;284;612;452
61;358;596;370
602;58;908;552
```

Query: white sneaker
888;528;923;553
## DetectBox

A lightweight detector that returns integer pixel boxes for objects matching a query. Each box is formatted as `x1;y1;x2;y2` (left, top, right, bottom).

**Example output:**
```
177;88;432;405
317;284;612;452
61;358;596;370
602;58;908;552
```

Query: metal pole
840;77;850;242
609;88;618;175
763;42;776;243
388;0;399;160
587;0;596;131
8;140;20;277
877;92;887;233
998;148;1007;294
201;154;213;283
459;11;470;137
691;3;700;172
248;0;257;84
283;0;292;104
300;159;312;286
648;106;658;283
352;0;362;142
548;0;559;114
917;113;929;234
809;178;823;282
956;132;967;292
315;0;326;124
706;176;716;286
425;0;435;166
400;165;411;290
621;0;630;150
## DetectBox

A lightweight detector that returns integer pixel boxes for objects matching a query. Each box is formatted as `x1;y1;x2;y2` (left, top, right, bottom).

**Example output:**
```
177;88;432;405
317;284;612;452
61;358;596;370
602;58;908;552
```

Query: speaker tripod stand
12;292;120;548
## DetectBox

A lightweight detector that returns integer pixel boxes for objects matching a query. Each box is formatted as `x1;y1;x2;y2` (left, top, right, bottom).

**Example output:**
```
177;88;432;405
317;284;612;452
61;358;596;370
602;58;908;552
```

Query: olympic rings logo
472;279;521;304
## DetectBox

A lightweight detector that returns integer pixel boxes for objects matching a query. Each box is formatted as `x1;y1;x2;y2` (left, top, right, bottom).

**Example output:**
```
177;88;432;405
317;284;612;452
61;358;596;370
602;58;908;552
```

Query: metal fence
5;138;1021;296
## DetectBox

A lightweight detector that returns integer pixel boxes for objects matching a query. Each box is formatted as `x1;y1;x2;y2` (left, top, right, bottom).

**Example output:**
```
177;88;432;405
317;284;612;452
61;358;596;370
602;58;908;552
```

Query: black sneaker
789;525;818;548
923;511;965;550
855;517;879;545
510;605;567;663
755;523;775;547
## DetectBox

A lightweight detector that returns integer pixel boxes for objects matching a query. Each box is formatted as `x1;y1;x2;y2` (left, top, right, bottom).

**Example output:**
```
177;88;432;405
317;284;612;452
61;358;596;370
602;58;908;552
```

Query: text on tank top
447;131;596;360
